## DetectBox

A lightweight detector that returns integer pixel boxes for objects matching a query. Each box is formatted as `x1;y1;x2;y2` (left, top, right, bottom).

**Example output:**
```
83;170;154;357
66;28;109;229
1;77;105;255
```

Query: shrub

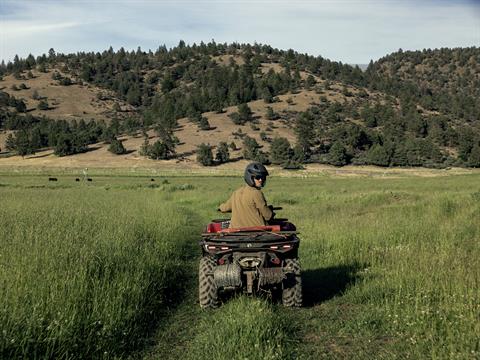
108;138;127;155
243;136;260;160
197;143;214;166
198;116;211;130
37;99;49;110
215;142;230;164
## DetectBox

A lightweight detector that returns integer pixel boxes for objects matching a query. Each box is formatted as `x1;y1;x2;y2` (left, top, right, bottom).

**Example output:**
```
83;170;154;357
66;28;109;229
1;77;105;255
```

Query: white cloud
0;0;478;63
4;21;81;36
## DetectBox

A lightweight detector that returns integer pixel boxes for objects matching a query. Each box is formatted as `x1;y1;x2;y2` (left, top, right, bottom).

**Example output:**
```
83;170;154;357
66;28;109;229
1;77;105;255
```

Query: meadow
0;172;478;359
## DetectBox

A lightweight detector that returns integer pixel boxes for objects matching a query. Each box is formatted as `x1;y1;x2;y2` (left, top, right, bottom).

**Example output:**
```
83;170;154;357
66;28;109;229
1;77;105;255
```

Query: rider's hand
268;205;276;219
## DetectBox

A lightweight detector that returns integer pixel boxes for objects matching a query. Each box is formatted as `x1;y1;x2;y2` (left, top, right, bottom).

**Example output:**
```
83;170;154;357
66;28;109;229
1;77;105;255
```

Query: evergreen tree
270;137;292;165
139;138;150;157
390;143;408;166
149;140;170;160
126;85;142;106
108;138;127;154
215;142;230;164
5;133;15;151
305;75;316;90
295;112;315;157
468;144;480;167
243;136;260;160
37;99;49;110
265;106;279;120
54;133;74;156
366;144;391;166
238;103;253;122
197;143;214;166
198;116;211;130
328;141;348;166
15;130;34;157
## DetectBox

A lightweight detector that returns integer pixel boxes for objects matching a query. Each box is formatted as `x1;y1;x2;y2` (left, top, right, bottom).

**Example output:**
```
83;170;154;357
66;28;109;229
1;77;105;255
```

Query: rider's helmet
244;162;269;187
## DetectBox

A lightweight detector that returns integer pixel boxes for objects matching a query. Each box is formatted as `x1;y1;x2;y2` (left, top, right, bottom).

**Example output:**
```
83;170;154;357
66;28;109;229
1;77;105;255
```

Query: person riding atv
199;162;302;309
219;162;274;228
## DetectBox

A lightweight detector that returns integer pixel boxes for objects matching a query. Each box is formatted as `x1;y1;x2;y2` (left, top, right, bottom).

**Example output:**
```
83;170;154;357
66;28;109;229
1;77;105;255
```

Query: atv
199;207;302;308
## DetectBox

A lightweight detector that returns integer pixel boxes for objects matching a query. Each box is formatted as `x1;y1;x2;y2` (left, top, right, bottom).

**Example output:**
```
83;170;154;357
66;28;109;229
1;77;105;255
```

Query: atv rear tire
282;258;302;307
199;256;219;309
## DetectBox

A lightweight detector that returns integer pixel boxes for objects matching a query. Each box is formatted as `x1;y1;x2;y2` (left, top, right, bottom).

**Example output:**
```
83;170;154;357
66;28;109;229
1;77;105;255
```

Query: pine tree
54;133;74;157
108;138;127;154
37;99;49;110
295;112;314;158
468;144;480;167
270;137;292;165
198;116;211;130
328;141;348;166
265;106;279;120
243;136;260;160
15;130;34;157
215;142;230;164
238;103;253;123
366;144;391;166
5;133;16;151
197;143;214;166
149;140;169;160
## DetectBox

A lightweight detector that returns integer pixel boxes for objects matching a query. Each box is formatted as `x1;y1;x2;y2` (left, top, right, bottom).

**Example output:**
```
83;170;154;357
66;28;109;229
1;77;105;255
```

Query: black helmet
244;162;269;187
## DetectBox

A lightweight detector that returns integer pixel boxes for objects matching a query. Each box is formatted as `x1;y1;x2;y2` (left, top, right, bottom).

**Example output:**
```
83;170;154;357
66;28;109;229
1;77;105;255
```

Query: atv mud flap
258;267;285;287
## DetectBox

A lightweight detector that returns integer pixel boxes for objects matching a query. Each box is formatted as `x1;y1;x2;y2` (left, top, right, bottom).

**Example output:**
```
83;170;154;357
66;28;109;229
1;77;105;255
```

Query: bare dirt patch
1;70;132;121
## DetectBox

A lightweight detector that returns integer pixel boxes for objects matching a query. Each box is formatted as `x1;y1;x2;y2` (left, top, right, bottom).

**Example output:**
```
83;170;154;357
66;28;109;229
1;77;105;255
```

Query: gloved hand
268;205;276;219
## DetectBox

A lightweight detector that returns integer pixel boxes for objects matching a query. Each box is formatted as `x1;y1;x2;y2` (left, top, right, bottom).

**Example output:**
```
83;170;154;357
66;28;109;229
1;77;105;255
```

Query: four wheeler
198;207;302;308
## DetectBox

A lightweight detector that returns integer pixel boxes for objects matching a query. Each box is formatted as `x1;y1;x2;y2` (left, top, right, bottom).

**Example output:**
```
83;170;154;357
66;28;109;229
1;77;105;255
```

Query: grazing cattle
75;178;80;182
87;178;93;182
151;178;155;181
48;177;58;181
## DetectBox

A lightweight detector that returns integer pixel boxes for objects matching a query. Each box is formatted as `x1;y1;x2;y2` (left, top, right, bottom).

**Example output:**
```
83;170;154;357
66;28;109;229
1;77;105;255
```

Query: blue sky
1;0;479;64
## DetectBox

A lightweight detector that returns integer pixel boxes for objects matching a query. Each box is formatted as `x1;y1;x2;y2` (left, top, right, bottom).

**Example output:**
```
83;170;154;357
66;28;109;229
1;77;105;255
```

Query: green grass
1;174;479;359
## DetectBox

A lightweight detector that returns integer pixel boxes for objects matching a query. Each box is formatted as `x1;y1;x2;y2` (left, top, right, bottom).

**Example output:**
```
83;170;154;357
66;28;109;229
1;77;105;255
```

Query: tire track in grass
133;206;205;360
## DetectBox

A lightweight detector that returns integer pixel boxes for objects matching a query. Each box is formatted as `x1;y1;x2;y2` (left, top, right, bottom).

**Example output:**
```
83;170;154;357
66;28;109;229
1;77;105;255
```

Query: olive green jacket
219;185;273;228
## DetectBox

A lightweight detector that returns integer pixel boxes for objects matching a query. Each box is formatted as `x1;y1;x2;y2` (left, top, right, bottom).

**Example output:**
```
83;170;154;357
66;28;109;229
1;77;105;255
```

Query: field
1;171;479;359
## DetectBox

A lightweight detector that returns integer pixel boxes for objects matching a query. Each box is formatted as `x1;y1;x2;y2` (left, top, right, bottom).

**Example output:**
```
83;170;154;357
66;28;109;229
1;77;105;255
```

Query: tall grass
277;176;480;359
187;297;295;360
0;184;198;358
1;174;479;359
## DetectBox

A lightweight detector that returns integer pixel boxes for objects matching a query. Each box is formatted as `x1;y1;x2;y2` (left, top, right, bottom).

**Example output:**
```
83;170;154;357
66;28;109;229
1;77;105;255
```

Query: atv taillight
218;258;225;265
271;257;280;264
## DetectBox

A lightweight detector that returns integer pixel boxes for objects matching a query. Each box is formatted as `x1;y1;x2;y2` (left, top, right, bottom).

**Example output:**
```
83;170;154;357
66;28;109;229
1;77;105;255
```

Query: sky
1;0;479;64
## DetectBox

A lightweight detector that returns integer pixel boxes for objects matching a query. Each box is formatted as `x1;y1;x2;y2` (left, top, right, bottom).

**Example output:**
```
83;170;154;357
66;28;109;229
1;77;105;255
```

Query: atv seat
205;221;296;234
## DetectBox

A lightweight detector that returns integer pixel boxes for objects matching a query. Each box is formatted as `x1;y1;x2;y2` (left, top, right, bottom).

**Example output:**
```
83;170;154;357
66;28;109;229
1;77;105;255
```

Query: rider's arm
253;191;273;221
219;195;233;213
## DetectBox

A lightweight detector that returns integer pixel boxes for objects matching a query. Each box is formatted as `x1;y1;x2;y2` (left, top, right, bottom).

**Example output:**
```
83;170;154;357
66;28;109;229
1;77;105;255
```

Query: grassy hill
0;43;479;169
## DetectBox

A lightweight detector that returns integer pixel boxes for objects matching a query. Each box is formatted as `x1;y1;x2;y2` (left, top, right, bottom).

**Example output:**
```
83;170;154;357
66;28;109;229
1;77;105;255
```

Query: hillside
1;42;479;169
369;47;480;121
